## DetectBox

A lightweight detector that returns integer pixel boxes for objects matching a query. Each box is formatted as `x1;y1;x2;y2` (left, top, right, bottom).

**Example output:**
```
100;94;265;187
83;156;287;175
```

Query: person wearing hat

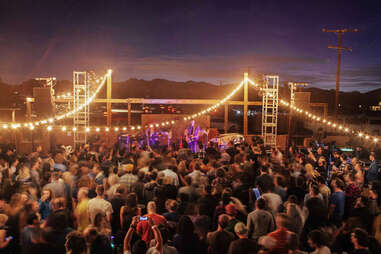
227;222;258;254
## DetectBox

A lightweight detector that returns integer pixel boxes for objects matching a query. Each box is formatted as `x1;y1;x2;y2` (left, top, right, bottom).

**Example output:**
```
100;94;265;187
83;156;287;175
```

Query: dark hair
310;184;320;195
353;228;369;247
308;229;327;247
126;193;138;209
177;215;194;236
132;239;147;254
65;231;87;254
334;178;345;190
159;225;170;244
27;213;39;225
218;214;230;228
287;232;299;251
256;198;266;210
316;176;326;184
96;185;105;195
116;186;125;194
260;166;269;173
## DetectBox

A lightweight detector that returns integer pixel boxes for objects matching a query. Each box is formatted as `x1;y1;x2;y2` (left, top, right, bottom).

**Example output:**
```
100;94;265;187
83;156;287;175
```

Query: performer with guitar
184;120;200;153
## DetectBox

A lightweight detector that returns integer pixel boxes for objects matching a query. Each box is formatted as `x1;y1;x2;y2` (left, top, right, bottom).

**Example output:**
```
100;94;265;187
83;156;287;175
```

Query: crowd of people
0;139;380;254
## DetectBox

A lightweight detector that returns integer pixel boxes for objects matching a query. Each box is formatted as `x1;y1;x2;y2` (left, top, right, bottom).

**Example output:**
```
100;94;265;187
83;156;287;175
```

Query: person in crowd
136;201;167;245
0;214;11;252
366;152;378;183
350;228;371;254
87;185;113;223
75;187;90;232
83;226;112;254
227;222;258;254
65;231;87;254
0;135;380;254
266;213;293;254
307;229;331;254
247;198;275;240
173;215;201;254
207;214;235;254
38;189;53;221
329;178;346;226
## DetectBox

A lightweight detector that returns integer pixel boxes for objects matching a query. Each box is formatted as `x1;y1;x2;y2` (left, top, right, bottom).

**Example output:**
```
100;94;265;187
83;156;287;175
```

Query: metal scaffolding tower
73;71;89;148
262;75;279;149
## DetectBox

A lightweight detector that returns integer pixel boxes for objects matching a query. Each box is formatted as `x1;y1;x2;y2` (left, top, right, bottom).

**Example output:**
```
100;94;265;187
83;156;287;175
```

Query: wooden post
107;72;112;127
128;100;131;128
224;103;228;133
243;72;248;136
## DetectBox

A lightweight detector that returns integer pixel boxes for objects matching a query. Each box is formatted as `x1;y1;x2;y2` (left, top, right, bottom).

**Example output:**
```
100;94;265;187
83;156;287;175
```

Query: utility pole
323;28;358;116
287;82;308;146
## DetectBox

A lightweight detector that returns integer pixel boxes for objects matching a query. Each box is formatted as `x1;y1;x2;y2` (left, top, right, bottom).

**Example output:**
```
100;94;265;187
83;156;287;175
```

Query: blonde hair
0;214;8;227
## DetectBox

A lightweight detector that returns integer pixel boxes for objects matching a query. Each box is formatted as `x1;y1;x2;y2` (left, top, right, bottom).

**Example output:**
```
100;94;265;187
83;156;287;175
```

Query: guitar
185;127;199;143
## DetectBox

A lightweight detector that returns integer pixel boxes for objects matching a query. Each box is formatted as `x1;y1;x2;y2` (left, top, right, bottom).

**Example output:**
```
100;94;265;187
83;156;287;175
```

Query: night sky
0;0;381;92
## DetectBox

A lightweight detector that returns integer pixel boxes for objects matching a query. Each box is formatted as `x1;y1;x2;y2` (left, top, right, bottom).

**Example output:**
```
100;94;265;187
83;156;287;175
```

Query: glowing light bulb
72;127;77;132
374;138;378;143
365;135;369;139
96;128;100;132
48;118;54;123
359;132;363;137
47;126;52;131
171;121;175;124
344;128;349;132
2;124;8;129
105;127;109;132
30;125;35;130
86;127;90;132
122;127;127;131
114;127;119;131
131;126;135;130
137;126;141;130
62;126;67;131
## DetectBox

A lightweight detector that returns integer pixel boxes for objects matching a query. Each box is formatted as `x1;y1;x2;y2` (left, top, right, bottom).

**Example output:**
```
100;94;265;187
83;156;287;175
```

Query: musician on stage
184;120;200;153
146;125;160;150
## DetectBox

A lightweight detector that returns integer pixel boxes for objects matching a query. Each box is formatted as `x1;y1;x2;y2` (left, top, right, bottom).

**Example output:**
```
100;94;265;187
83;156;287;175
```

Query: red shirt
137;213;168;244
267;228;291;254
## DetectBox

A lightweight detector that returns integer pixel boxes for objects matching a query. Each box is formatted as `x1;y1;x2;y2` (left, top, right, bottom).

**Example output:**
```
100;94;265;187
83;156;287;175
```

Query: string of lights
1;79;246;133
7;74;373;145
246;79;379;144
2;70;111;128
183;80;244;121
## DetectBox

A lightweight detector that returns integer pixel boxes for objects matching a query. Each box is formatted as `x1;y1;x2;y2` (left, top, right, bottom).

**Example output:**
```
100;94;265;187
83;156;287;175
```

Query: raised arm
124;216;139;253
149;217;163;253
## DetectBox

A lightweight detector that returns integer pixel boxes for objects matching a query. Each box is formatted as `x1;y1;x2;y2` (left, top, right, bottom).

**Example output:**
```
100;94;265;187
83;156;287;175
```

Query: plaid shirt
120;173;138;191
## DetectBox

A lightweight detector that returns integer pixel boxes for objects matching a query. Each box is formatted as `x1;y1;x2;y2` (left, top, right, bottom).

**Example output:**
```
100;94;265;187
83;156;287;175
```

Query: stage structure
35;77;56;98
73;71;90;148
261;75;279;148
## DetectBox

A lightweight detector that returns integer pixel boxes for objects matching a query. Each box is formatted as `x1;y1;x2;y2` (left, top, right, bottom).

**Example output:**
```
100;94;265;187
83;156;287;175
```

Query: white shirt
162;169;179;186
87;197;113;223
